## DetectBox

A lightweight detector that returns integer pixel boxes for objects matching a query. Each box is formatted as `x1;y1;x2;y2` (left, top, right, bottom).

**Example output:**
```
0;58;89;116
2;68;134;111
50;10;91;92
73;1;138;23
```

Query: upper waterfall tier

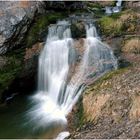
47;20;71;42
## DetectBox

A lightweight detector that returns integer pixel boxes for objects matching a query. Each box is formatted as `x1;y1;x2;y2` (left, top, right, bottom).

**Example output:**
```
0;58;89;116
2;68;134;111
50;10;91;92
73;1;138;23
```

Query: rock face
0;1;44;54
72;63;140;139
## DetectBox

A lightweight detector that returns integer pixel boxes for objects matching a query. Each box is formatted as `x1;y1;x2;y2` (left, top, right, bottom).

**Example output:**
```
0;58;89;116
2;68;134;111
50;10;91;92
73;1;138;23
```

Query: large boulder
0;1;44;54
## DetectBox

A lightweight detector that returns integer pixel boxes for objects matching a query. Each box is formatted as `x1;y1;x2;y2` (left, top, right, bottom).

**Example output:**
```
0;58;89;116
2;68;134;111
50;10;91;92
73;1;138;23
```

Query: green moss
98;16;124;36
86;67;130;94
26;13;66;47
110;12;122;19
98;9;138;37
75;96;85;128
98;68;128;81
0;55;23;94
87;2;102;9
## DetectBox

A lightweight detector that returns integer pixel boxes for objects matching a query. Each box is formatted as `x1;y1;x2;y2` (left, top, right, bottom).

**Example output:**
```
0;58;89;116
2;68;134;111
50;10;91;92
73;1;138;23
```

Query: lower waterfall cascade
27;18;118;139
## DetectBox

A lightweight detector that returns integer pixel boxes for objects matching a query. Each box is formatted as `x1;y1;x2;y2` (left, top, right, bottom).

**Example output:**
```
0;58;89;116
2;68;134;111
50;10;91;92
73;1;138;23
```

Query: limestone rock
0;1;44;54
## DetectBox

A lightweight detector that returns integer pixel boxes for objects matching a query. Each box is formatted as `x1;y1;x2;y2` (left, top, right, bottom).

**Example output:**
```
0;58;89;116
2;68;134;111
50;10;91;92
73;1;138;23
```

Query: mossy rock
0;53;23;96
75;95;85;128
98;9;138;37
71;22;86;39
98;15;125;37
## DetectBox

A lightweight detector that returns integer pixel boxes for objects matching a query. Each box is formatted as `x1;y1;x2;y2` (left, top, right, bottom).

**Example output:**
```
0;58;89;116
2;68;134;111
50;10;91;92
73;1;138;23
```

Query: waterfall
28;21;73;131
27;19;117;138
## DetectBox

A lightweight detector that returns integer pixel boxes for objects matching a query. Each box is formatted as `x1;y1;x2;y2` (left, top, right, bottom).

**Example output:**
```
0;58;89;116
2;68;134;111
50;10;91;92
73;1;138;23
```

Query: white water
27;19;117;139
105;0;122;15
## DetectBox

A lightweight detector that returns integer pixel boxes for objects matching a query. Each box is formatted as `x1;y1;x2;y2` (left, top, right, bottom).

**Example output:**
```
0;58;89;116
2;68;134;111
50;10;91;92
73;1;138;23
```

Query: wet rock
8;42;44;94
24;42;44;61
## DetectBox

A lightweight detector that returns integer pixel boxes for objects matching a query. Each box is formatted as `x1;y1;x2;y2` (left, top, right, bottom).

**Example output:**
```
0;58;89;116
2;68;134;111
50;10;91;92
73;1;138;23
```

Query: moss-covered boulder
98;10;139;37
71;22;86;39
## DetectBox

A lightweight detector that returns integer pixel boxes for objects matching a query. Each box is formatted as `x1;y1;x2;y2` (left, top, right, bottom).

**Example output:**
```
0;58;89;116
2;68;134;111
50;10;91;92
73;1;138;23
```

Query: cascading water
105;0;122;15
27;18;117;139
84;23;117;81
28;21;73;129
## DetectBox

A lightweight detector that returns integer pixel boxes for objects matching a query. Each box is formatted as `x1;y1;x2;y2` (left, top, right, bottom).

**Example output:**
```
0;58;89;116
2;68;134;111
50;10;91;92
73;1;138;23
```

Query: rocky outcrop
72;63;140;139
98;9;140;38
0;1;44;54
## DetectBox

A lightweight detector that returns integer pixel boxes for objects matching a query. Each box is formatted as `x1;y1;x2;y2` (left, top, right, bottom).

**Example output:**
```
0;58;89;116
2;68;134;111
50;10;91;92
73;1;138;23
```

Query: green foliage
110;12;122;19
98;16;124;36
96;68;128;82
75;96;85;128
0;55;23;93
98;9;138;37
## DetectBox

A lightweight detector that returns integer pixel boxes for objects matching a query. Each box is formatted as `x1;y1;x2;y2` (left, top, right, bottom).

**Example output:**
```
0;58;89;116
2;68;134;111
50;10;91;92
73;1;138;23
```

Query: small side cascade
105;0;122;15
84;23;118;83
